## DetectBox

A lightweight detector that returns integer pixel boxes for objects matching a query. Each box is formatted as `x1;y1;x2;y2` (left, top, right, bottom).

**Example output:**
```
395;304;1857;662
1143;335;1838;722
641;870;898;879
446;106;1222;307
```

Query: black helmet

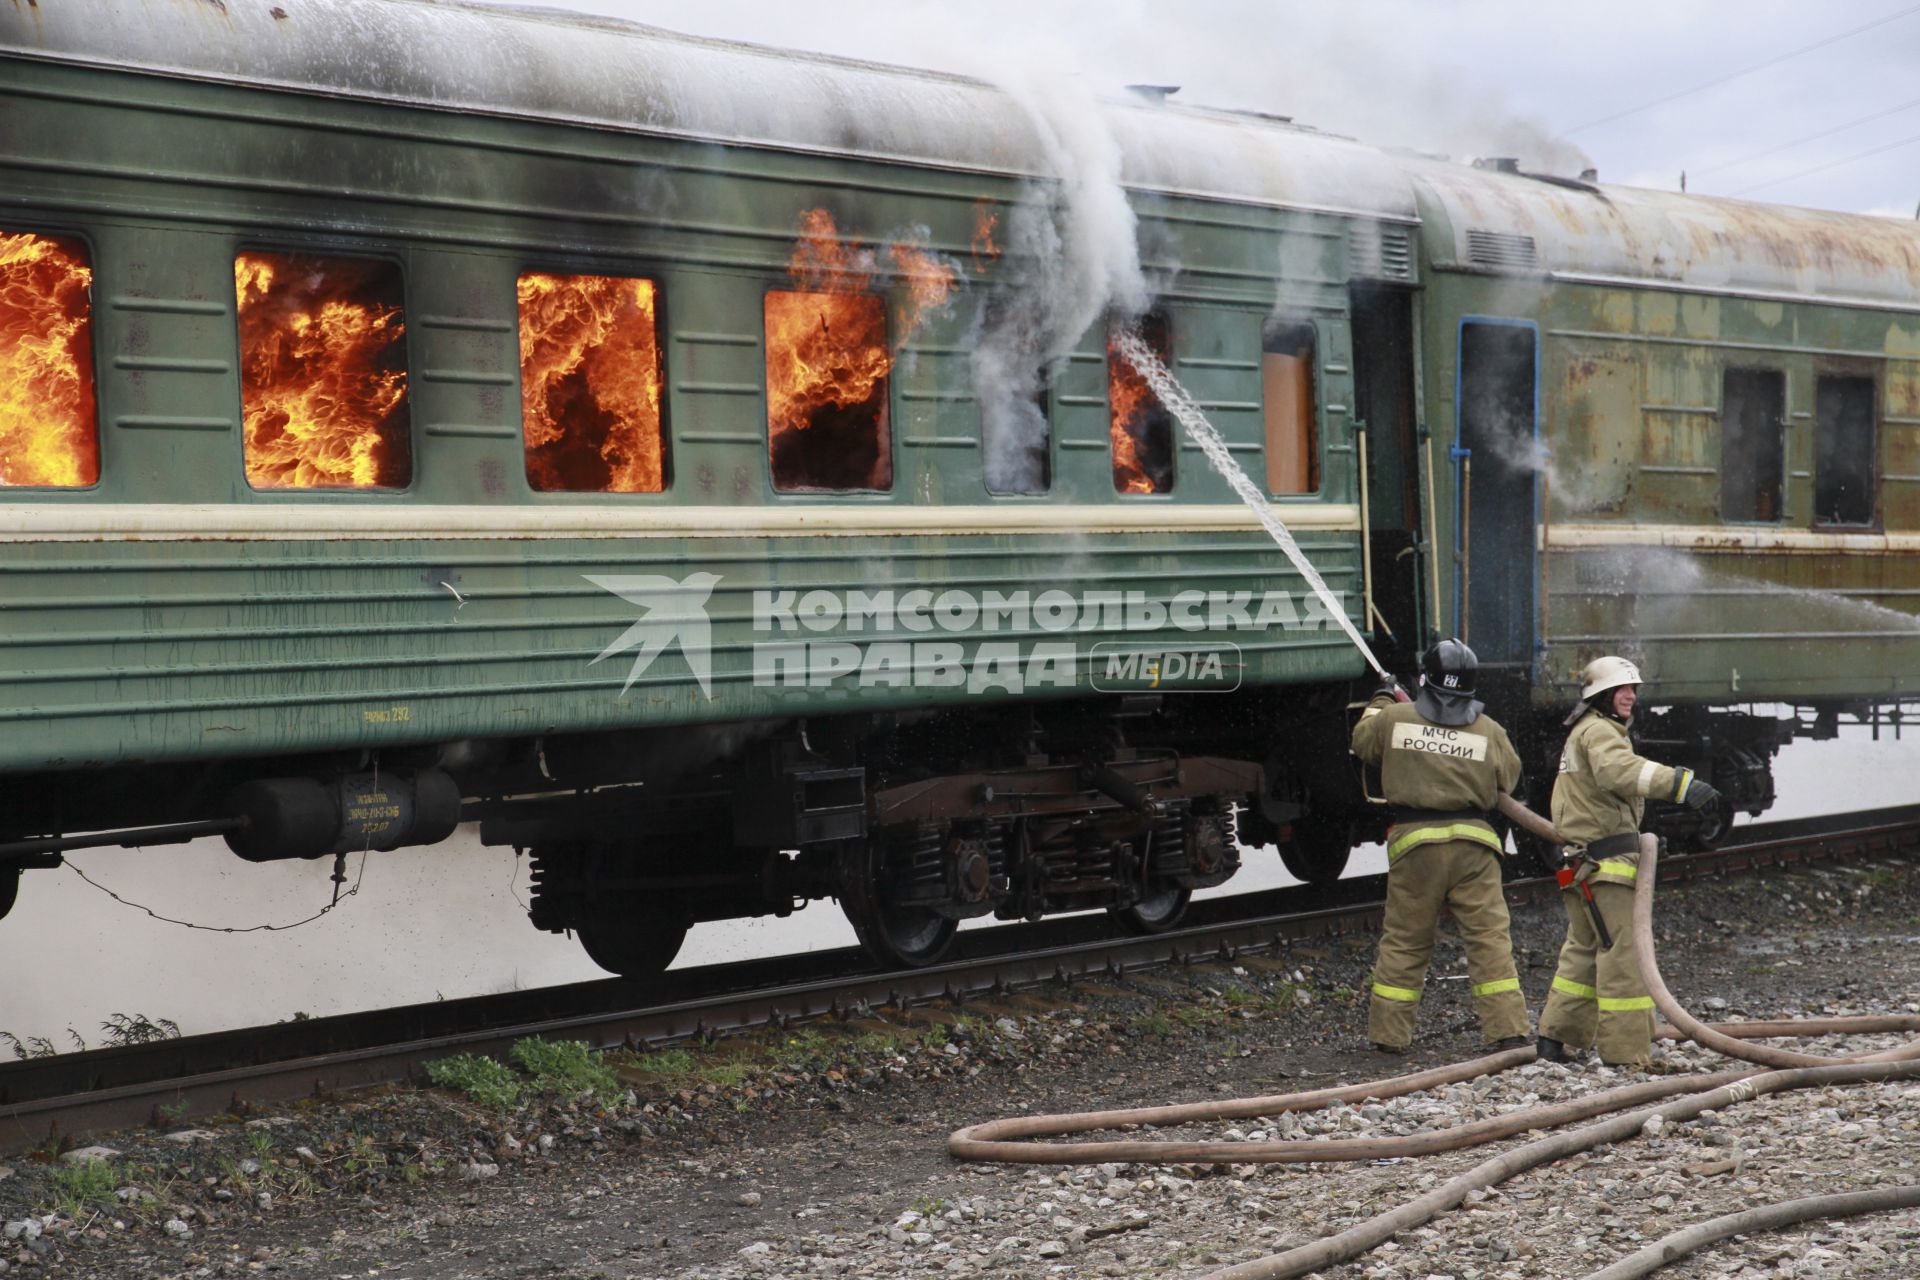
1420;638;1477;695
1415;638;1483;727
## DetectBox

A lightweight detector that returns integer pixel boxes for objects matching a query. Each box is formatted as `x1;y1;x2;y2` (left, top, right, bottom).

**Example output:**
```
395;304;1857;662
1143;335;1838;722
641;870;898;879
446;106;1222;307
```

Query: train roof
0;0;1415;223
1409;160;1920;311
10;0;1917;309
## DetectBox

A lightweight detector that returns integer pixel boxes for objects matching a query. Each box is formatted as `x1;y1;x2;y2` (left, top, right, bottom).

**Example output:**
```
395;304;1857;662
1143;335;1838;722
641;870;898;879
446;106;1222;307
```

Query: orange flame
517;273;664;492
236;251;411;489
1108;320;1171;494
970;200;1000;275
765;210;958;491
0;231;99;488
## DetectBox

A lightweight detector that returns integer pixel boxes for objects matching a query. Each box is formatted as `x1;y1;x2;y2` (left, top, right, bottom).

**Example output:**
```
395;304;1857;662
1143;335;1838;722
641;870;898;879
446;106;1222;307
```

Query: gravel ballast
6;854;1920;1279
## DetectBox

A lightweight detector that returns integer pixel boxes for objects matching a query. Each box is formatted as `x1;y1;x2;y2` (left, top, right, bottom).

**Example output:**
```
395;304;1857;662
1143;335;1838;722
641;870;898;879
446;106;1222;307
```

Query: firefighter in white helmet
1350;639;1530;1054
1538;655;1720;1067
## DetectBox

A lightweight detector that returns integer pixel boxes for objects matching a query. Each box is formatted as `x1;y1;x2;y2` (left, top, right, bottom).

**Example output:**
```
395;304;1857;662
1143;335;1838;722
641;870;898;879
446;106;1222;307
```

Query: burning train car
3;0;1920;970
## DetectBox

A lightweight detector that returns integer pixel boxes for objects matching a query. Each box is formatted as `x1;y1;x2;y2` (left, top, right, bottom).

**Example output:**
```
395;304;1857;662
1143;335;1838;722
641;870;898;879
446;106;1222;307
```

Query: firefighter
1537;656;1720;1068
1350;638;1529;1054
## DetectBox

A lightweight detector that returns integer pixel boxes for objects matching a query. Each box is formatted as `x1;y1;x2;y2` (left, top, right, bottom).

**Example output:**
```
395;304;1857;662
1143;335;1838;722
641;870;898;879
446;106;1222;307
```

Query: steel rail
3;804;1917;1154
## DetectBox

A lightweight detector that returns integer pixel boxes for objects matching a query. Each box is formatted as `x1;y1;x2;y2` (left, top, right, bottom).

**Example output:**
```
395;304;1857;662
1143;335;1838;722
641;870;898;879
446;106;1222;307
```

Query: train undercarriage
474;702;1268;973
0;685;1893;976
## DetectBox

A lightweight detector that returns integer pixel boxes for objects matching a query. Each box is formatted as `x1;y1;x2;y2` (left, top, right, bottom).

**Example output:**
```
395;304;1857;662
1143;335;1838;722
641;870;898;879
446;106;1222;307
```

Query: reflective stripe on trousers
1598;995;1655;1012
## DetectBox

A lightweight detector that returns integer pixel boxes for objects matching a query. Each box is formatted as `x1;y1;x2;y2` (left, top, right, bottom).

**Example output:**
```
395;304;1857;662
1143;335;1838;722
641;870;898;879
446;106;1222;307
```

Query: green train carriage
0;0;1421;969
1408;158;1920;842
7;0;1919;973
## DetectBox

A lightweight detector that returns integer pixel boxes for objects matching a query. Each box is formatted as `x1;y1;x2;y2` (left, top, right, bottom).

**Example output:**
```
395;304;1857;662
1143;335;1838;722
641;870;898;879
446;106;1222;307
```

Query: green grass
1135;1013;1174;1037
424;1053;524;1111
46;1159;120;1218
511;1037;620;1098
426;1037;622;1110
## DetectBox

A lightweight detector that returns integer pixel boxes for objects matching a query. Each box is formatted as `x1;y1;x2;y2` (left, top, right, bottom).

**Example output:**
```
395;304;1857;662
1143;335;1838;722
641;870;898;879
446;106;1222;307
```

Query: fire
517;273;664;492
235;251;411;489
765;209;958;491
0;231;99;488
970;200;1000;274
1108;319;1172;494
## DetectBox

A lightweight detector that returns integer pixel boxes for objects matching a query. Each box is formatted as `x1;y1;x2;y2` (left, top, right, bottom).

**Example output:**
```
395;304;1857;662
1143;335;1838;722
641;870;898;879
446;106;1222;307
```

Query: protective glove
1681;776;1721;811
1375;678;1409;704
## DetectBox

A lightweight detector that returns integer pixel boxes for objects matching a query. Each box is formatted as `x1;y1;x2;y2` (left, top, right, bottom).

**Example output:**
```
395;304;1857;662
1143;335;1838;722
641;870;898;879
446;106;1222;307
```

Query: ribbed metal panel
0;532;1367;770
1465;229;1540;270
1348;222;1416;282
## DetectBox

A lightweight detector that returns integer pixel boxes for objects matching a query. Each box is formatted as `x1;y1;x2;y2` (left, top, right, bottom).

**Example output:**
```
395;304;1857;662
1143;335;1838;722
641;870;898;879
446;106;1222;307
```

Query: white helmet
1580;655;1643;701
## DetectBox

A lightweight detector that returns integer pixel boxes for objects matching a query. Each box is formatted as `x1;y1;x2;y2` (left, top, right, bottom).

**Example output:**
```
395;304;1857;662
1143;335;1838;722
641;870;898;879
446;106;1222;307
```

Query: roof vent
1465;229;1539;270
1125;84;1181;104
1349;223;1415;282
1472;156;1522;174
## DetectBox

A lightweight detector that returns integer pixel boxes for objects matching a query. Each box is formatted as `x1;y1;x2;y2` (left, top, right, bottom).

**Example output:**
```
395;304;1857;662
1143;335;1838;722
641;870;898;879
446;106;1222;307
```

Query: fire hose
948;810;1920;1278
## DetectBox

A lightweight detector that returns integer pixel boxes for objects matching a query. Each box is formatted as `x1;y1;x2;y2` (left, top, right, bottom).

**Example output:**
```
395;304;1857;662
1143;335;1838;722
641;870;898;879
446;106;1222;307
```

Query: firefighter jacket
1350;694;1522;863
1551;708;1698;889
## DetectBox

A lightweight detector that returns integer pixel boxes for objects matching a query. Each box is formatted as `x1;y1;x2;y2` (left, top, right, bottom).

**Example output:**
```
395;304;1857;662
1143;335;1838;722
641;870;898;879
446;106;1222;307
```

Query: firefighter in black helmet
1349;639;1529;1053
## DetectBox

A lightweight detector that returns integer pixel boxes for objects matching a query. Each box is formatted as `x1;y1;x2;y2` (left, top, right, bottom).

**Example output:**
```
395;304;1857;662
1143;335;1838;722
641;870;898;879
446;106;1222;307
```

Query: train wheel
836;840;957;969
1109;885;1192;934
575;908;689;979
0;865;16;921
1691;801;1732;850
1280;818;1351;886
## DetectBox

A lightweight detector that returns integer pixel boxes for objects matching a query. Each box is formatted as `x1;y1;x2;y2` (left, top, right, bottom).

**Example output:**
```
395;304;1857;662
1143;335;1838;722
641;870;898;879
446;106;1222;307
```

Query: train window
235;251;412;490
1108;313;1175;494
1721;368;1785;522
1262;321;1319;494
982;378;1051;495
978;295;1053;495
1814;374;1876;526
516;272;667;493
0;230;99;487
764;288;893;492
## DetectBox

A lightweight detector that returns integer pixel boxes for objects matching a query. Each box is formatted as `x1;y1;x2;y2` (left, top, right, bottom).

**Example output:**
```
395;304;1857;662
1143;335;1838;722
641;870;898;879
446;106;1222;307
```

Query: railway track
5;804;1919;1155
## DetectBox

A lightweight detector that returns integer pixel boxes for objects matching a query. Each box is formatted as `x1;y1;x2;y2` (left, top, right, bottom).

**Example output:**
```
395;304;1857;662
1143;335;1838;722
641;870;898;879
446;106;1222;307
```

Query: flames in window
1108;315;1174;494
970;200;1000;275
765;209;957;492
517;273;665;493
0;231;99;488
236;251;411;489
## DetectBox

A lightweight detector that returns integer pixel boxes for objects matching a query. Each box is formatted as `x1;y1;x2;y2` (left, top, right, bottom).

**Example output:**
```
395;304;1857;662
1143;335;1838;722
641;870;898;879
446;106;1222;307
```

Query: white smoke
969;70;1149;492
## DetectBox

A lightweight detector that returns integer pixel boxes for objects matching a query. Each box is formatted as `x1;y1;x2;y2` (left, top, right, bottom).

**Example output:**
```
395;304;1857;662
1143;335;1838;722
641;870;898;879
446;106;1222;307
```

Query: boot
1536;1036;1570;1063
1491;1036;1530;1050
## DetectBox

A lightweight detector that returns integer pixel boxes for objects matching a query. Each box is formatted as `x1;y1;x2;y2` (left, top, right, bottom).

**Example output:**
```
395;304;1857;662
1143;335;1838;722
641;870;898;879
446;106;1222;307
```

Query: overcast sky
497;0;1920;218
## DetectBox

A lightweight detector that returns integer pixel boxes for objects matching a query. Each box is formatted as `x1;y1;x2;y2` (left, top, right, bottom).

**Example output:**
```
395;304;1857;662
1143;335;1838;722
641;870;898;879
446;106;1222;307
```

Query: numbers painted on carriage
363;705;412;724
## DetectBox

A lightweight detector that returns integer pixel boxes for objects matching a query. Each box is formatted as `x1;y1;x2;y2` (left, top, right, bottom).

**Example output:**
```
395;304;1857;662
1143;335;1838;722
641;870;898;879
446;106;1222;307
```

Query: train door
1350;282;1424;669
1454;319;1538;667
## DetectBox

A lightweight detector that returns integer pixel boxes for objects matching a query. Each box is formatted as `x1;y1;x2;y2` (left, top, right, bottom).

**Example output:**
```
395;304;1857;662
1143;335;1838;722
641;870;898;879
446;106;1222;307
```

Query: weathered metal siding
1414;171;1920;707
0;530;1365;772
0;56;1374;773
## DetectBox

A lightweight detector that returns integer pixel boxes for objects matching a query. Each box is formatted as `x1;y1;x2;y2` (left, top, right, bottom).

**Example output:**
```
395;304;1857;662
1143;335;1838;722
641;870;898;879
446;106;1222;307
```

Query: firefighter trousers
1367;838;1529;1051
1539;874;1654;1066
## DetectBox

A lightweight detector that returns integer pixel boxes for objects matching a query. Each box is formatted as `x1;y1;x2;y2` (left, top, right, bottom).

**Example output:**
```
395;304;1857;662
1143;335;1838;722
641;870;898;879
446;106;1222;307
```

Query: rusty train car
3;0;1918;973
